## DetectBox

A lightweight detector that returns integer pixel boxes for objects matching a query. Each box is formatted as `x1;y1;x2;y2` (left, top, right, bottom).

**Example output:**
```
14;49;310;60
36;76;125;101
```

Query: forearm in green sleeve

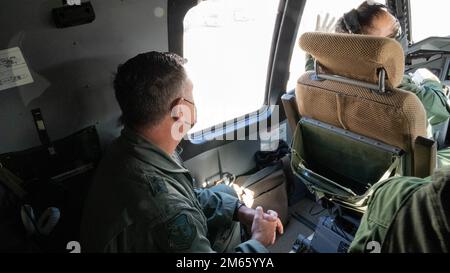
194;188;240;228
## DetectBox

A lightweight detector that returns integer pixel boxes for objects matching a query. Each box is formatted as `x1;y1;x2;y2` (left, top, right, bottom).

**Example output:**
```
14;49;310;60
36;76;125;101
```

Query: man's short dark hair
114;51;187;128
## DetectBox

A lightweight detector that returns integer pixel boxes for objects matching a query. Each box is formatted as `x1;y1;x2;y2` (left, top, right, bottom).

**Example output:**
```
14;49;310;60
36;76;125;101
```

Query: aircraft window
286;0;364;91
183;0;280;133
410;0;449;43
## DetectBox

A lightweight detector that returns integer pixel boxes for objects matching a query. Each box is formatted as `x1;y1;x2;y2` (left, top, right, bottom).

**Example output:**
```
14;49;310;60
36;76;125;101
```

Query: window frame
386;0;413;44
168;0;305;146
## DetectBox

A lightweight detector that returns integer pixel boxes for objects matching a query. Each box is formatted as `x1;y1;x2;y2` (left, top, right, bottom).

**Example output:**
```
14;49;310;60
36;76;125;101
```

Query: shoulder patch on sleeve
167;213;196;250
148;176;168;197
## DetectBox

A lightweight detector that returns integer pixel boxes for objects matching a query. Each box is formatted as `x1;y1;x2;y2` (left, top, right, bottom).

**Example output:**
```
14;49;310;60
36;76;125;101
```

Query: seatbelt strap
377;155;401;183
241;163;282;189
280;154;295;193
280;155;292;179
345;156;402;210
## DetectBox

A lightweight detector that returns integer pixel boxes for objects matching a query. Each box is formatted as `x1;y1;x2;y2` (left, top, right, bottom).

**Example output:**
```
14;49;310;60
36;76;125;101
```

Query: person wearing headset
307;2;450;253
306;1;450;147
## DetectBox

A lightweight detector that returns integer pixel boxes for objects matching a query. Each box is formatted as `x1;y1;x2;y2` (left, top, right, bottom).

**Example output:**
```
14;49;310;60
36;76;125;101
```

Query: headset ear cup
37;207;61;236
21;204;36;236
343;9;361;34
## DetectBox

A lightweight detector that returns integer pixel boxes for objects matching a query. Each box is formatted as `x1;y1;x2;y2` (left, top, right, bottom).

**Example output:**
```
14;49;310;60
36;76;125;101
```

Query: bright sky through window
184;0;280;133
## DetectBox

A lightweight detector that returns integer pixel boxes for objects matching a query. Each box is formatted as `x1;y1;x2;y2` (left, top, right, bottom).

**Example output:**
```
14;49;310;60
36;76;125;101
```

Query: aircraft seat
285;32;437;212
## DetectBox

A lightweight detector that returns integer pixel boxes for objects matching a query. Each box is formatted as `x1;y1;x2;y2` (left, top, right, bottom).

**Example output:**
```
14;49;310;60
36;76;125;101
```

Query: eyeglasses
182;97;195;107
183;98;197;119
170;97;197;114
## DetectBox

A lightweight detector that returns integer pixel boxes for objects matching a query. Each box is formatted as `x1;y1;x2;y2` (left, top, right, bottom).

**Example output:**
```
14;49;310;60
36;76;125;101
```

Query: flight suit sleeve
148;177;268;253
150;204;269;253
348;176;431;253
382;170;450;253
305;53;315;71
193;185;240;229
399;75;450;126
151;207;216;253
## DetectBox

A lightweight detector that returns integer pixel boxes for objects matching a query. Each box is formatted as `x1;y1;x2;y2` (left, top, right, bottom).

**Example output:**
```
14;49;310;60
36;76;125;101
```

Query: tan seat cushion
300;32;405;89
296;71;427;152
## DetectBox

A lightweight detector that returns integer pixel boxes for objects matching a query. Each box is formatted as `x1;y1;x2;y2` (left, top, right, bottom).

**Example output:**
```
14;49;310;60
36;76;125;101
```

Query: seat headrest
300;32;405;88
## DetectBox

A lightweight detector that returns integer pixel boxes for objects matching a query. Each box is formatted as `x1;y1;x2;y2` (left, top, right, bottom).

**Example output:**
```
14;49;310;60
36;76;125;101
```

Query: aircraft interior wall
0;0;169;154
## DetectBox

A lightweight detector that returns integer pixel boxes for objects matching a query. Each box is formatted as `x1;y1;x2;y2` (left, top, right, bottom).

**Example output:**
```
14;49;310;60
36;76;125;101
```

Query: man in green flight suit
349;167;450;253
80;51;283;253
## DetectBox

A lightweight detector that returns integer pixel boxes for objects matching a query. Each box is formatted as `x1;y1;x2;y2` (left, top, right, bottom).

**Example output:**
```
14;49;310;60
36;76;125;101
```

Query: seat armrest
281;93;301;135
414;136;437;178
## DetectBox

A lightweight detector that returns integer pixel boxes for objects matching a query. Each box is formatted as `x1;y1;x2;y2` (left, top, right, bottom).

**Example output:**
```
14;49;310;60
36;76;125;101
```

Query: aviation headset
342;1;394;34
0;162;61;236
21;204;61;236
342;8;364;35
342;1;408;51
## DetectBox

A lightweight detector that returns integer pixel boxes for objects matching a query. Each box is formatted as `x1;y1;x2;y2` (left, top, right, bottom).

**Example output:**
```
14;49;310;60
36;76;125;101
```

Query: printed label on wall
0;47;34;91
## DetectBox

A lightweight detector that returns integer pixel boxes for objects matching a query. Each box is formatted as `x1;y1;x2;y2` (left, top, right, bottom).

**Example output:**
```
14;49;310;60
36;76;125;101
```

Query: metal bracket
377;68;386;94
312;60;388;94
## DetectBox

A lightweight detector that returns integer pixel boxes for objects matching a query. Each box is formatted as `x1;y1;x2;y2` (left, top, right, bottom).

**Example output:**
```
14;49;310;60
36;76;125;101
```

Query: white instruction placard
0;47;34;91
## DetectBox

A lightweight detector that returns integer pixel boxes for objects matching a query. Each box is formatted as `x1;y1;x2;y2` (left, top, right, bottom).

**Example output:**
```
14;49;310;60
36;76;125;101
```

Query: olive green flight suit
398;75;450;128
80;127;268;253
349;168;450;253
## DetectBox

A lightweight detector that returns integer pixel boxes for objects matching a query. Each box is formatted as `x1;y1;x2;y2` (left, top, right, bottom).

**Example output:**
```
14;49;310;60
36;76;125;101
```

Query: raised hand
315;13;336;33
